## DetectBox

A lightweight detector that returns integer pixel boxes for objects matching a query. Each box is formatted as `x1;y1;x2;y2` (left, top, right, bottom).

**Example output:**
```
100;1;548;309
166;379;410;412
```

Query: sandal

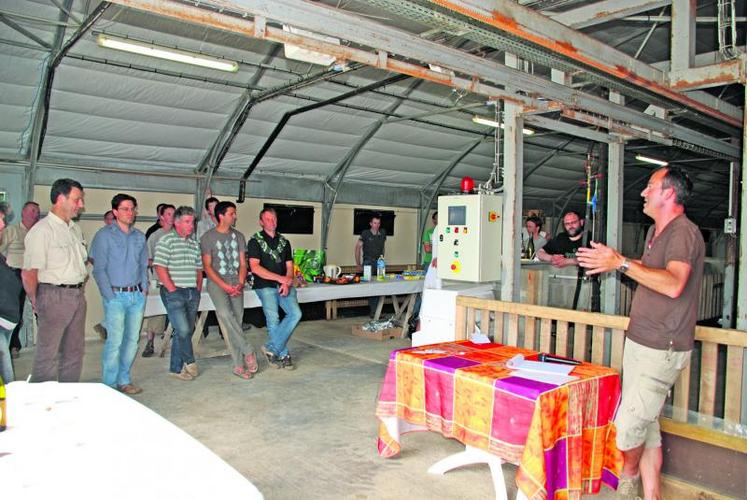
244;352;259;374
232;366;252;380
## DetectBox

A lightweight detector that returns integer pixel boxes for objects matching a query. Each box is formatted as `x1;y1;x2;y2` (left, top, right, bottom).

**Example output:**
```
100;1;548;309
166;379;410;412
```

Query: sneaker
280;355;295;371
170;369;193;381
184;362;199;378
142;340;155;358
244;352;259;374
617;475;641;499
117;384;143;395
94;323;107;341
260;345;281;369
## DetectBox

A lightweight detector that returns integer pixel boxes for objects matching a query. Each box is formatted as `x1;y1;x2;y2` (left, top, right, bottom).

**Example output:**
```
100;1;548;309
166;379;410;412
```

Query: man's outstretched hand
576;241;623;275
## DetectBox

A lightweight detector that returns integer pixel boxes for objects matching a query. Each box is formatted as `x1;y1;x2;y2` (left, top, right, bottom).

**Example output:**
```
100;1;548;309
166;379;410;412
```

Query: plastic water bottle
376;255;386;281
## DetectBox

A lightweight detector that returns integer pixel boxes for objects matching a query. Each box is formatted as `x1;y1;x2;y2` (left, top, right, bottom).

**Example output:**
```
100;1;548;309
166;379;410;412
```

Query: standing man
92;209;117;341
196;196;219;240
0;201;40;357
145;203;166;240
355;214;387;317
153;206;202;381
0;203;23;383
141;204;175;357
90;194;148;394
536;210;584;268
200;201;257;379
23;178;88;382
421;211;437;270
247;207;301;370
577;167;704;500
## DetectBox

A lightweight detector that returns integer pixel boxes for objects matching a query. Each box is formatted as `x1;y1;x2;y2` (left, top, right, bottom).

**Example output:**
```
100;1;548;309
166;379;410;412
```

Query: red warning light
460;176;474;193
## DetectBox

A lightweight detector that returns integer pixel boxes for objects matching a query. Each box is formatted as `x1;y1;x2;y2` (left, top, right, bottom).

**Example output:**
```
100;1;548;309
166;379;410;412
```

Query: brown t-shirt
626;215;704;351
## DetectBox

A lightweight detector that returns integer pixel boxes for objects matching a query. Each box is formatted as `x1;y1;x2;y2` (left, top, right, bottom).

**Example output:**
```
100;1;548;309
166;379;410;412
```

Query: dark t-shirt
359;229;387;265
246;230;293;289
627;215;705;351
542;232;584;258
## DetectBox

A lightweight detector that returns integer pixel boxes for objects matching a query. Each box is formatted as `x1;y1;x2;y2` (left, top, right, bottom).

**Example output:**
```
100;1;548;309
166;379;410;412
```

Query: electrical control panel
437;193;502;282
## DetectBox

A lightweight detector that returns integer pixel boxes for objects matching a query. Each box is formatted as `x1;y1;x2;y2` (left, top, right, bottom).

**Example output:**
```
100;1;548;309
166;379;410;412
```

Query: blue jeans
0;326;13;383
101;291;145;387
160;287;200;373
255;286;302;358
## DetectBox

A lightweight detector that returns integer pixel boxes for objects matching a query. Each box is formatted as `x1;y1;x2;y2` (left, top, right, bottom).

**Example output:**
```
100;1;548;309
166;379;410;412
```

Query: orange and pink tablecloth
375;341;623;499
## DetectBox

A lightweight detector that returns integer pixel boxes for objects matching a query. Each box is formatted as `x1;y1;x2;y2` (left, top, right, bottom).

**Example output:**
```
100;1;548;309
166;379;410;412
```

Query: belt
112;285;143;292
56;282;84;289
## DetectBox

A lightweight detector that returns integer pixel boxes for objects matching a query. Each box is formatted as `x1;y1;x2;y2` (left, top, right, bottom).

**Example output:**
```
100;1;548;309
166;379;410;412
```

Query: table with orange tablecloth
375;341;623;499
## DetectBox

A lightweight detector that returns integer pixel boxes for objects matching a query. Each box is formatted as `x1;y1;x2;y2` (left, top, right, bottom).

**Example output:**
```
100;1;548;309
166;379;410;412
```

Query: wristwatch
617;258;630;274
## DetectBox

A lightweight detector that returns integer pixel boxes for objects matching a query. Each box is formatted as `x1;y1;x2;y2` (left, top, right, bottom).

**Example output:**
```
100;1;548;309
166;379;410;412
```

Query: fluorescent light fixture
96;34;239;72
635;154;668;166
472;115;534;136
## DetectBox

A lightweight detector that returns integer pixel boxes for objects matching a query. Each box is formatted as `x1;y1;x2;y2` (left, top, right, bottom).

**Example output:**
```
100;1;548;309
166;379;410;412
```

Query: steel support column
739;90;747;425
500;103;523;302
602;94;625;314
671;0;695;72
722;146;739;328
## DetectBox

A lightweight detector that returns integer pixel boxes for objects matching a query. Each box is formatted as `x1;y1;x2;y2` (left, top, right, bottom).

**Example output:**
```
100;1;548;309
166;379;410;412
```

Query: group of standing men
0;180;302;391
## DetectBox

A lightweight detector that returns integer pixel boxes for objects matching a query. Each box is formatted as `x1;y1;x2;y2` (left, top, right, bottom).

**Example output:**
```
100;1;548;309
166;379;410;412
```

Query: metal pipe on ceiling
237;73;410;202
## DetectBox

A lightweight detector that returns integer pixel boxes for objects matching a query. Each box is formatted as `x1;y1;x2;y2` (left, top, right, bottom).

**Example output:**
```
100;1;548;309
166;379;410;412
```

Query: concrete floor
11;317;618;499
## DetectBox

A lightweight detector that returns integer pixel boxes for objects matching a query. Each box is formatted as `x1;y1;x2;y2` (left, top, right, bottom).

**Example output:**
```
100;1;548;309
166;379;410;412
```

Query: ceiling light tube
635;154;668;166
472;115;534;136
96;34;239;73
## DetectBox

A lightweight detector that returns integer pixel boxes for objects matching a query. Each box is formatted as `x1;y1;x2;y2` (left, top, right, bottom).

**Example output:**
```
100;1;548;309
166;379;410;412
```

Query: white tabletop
0;382;263;500
144;279;423;317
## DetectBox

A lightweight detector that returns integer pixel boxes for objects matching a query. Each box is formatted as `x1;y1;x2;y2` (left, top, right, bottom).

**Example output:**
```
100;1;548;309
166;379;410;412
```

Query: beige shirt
0;223;29;268
23;211;88;285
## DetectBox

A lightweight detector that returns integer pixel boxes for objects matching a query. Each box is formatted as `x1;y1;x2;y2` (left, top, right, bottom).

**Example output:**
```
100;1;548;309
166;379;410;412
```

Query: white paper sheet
510;369;578;385
506;354;575;375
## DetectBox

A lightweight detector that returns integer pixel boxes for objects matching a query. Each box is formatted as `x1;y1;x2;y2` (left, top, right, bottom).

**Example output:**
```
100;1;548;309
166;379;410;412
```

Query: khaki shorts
615;338;690;451
142;314;166;335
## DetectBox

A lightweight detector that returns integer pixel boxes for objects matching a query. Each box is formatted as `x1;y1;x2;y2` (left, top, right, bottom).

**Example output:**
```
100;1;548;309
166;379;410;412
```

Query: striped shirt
153;230;202;288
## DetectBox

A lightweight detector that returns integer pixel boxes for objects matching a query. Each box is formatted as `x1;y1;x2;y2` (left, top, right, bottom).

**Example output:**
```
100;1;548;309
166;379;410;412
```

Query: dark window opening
353;209;395;236
264;204;315;234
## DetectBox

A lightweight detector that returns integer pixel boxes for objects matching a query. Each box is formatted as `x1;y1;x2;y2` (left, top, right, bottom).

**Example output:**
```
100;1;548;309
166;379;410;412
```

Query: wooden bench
454;297;747;498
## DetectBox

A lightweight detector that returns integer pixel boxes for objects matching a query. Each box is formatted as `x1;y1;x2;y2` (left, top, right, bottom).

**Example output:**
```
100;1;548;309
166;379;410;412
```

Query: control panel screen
448;205;466;226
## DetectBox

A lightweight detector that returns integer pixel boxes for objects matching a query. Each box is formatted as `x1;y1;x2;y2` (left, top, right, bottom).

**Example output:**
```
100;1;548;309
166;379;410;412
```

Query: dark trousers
31;284;87;382
9;268;24;351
